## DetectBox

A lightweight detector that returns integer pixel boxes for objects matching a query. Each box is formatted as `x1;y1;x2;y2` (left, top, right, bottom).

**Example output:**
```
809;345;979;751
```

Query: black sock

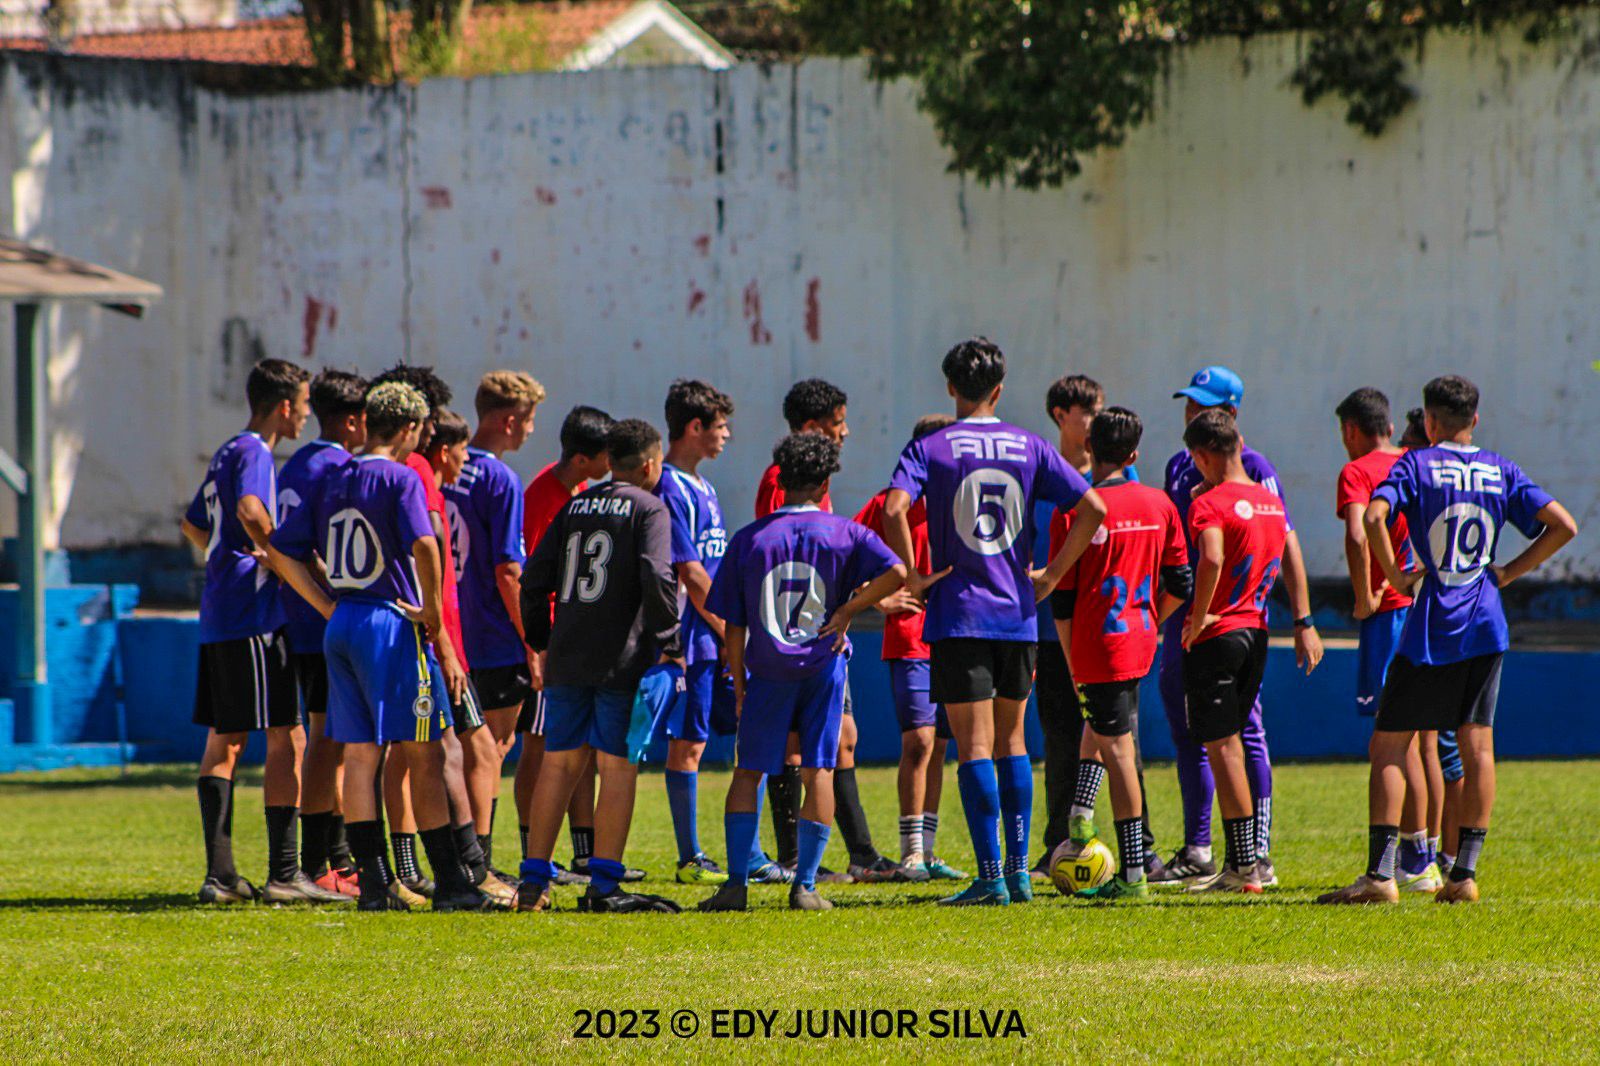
1451;826;1487;882
327;814;353;873
1115;817;1145;881
833;767;880;867
265;806;300;882
520;824;530;862
301;811;333;878
196;776;237;883
1073;760;1106;812
771;766;801;866
346;819;388;903
1222;816;1256;872
454;822;488;884
423;825;473;894
391;832;422;881
1366;824;1399;881
478;833;494;869
571;825;595;864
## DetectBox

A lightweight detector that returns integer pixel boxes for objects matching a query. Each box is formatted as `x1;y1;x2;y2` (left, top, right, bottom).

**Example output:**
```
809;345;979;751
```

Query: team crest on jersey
413;693;433;719
1234;499;1255;520
1091;524;1110;545
1428;459;1503;494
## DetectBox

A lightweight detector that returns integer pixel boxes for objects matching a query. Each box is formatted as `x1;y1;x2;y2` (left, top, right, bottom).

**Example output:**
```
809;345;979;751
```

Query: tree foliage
794;0;1594;187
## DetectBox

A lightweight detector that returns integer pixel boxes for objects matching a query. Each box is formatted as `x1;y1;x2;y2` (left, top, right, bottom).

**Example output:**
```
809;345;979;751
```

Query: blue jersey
707;506;900;682
271;454;435;609
889;417;1090;643
442;447;526;669
184;431;284;644
276;439;354;654
655;463;729;666
1373;442;1553;665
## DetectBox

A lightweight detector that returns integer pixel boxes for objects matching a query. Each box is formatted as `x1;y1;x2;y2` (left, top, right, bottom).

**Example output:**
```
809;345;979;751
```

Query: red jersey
405;452;468;671
1054;480;1186;684
523;462;585;626
853;490;930;661
1187;480;1288;642
756;462;832;518
1335;448;1413;613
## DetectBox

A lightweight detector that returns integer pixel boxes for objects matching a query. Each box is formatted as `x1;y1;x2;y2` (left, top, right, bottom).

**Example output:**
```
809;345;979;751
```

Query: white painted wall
1;26;1596;579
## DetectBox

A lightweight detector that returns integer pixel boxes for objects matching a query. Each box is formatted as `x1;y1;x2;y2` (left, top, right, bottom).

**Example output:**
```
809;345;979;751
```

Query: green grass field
3;760;1598;1061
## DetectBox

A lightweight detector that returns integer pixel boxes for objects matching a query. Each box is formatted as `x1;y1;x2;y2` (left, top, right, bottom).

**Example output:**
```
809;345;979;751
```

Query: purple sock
1242;700;1274;854
1159;627;1213;848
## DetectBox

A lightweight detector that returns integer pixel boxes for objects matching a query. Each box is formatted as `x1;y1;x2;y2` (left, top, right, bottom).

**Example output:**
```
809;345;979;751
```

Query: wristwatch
1294;615;1316;629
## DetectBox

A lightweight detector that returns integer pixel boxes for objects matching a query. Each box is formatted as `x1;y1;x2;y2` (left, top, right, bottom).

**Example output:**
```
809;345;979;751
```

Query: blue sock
796;818;832;891
957;760;1003;882
518;856;556;892
1399;832;1429;876
666;769;700;864
588;857;625;896
723;812;758;887
747;777;773;873
995;754;1033;876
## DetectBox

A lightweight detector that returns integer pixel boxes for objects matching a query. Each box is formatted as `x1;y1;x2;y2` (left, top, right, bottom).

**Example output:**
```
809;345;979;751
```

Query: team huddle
179;336;1576;912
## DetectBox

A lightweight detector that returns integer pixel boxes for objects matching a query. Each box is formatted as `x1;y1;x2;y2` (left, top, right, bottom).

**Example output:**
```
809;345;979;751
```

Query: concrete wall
0;27;1597;580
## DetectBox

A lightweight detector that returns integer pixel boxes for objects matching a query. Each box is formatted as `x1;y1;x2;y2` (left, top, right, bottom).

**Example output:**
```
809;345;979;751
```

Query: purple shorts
890;659;952;739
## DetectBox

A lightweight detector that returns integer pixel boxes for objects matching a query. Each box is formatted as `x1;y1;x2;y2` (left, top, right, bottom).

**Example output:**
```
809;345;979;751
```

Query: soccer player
515;405;628;883
655;379;736;884
1052;408;1189;900
1150;366;1320;887
269;382;491;912
181;358;341;905
277;369;367;897
883;338;1107;906
443;370;545;877
1180;409;1319;894
699;433;907;911
854;413;966;881
1318;376;1576;904
1334;387;1441;892
515;419;684;913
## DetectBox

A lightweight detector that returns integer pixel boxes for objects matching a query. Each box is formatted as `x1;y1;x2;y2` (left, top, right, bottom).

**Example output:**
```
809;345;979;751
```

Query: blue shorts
669;660;736;743
324;601;452;745
1357;607;1409;716
736;656;848;777
890;659;952;739
543;685;634;758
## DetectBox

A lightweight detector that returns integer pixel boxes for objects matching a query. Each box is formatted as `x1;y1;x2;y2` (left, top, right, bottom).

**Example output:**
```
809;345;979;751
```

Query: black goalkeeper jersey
521;480;681;689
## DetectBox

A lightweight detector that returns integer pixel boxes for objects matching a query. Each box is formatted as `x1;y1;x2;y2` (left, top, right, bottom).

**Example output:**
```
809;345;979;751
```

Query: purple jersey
184;431;284;644
655;463;729;666
1373;442;1554;665
1164;444;1292;538
271;454;434;609
888;417;1090;643
707;506;901;681
276;439;354;654
442;447;526;669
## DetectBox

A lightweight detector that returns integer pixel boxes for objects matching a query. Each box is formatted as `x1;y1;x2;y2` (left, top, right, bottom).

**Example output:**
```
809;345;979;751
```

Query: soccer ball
1049;837;1115;897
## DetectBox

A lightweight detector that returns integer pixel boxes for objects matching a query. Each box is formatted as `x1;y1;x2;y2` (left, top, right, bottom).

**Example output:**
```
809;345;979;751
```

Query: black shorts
1081;679;1139;737
1182;628;1268;744
293;652;329;719
929;639;1037;705
193;631;300;734
516;690;545;736
452;678;487;734
1376;653;1502;733
471;663;532;711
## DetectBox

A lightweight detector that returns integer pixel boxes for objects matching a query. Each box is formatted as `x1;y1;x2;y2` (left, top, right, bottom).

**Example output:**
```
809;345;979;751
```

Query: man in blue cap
1149;366;1323;888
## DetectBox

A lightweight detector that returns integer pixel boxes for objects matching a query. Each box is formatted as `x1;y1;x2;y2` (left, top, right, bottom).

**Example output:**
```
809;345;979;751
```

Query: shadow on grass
0;893;198;912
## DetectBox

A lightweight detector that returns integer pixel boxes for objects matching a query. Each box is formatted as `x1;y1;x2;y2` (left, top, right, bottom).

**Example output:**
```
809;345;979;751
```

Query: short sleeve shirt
185;431;285;644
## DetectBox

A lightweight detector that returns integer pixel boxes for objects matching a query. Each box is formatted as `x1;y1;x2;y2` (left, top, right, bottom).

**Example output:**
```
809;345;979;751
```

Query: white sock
922;812;939;858
898;815;923;863
1193;844;1214;864
1069;803;1094;821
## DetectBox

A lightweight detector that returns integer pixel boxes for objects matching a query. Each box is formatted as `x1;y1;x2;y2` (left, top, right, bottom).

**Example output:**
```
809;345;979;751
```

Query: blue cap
1174;365;1244;408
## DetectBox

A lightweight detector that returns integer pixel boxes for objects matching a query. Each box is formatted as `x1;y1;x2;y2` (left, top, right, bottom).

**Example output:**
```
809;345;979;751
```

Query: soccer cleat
263;872;353;904
1094;875;1150;902
358;892;409;912
900;860;932;883
1315;875;1399;905
1068;814;1097;846
696;883;749;912
1003;870;1033;903
550;862;587;887
1148;846;1216;886
388;878;428;909
850;857;909;884
579;887;682;914
1397;862;1443;894
675;855;729;885
1188;866;1263;895
399;874;434;900
514;882;552;912
1029;851;1054;882
748;861;795;885
937;878;1010;906
476;871;517;907
789;885;834;911
925;857;966;880
1143;850;1168;880
1434;877;1480;904
314;868;361;898
1256;855;1279;889
815;866;854;884
197;875;257;905
571;856;647;883
434;885;495;912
